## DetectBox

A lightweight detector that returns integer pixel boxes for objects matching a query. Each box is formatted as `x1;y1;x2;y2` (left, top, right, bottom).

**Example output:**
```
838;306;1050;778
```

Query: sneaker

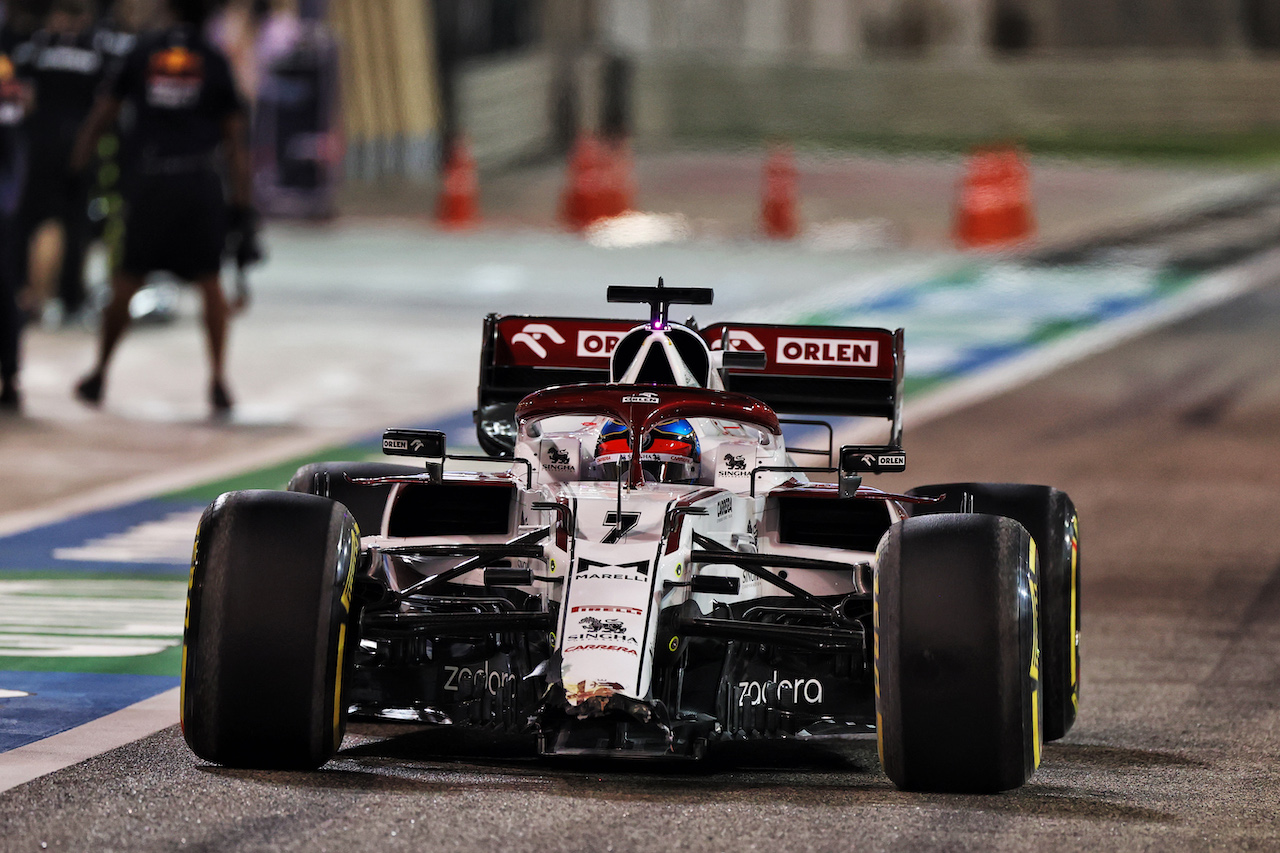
75;374;103;407
210;380;233;415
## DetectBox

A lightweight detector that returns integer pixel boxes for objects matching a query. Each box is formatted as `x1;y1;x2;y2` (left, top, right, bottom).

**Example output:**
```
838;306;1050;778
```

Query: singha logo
723;453;747;471
547;447;571;465
579;616;626;634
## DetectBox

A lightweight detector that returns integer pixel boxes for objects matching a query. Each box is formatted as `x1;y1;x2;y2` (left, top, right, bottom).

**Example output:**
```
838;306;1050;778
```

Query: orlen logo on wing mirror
840;445;906;476
510;323;566;359
383;429;446;458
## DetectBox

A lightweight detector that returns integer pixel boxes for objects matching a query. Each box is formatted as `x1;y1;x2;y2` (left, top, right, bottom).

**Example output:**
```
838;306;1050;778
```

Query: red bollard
761;146;799;240
436;138;479;229
953;144;1035;249
559;133;609;232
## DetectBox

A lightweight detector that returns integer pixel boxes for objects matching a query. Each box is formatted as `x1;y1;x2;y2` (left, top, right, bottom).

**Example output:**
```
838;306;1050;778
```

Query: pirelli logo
777;337;879;367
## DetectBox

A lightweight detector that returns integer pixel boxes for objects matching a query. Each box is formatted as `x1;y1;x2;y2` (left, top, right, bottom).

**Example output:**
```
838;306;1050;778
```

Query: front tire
182;490;358;769
907;483;1080;740
875;513;1041;793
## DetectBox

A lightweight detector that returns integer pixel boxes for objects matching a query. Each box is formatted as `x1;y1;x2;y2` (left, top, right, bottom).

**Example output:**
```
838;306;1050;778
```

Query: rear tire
287;461;422;535
875;513;1041;793
907;482;1080;740
182;490;358;769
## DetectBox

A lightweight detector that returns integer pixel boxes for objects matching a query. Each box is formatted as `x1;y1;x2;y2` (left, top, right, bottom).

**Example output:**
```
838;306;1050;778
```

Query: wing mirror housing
382;429;447;459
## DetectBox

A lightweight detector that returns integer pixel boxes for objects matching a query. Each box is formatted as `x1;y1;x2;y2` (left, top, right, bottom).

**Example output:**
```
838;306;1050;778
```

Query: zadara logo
738;671;825;707
622;392;660;404
443;662;516;696
510;323;566;360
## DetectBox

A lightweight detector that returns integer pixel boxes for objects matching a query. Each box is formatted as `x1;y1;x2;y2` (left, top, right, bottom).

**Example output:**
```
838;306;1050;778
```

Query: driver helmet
595;418;701;484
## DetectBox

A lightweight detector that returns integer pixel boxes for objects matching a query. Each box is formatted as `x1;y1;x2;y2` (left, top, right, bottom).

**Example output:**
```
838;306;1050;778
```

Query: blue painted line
944;342;1031;377
0;412;484;756
0;671;179;751
0;499;206;575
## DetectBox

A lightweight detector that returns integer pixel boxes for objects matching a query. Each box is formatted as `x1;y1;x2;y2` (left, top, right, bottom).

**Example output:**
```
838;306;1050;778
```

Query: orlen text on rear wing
701;323;904;447
476;314;638;455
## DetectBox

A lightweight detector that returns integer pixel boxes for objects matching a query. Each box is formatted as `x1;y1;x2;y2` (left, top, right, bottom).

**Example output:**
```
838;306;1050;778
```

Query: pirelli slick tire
182;490;358;769
875;513;1042;793
906;483;1080;740
287;461;421;536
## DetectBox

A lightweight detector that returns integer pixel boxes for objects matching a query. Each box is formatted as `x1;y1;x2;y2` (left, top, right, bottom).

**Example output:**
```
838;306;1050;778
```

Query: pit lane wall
630;58;1280;143
448;51;1280;173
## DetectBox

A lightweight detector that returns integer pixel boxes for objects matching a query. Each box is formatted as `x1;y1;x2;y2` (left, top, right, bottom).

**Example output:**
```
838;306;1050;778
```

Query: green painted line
0;576;187;676
162;443;385;503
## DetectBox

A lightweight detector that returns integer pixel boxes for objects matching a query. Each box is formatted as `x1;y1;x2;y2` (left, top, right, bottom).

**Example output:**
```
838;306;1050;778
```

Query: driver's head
595;418;700;484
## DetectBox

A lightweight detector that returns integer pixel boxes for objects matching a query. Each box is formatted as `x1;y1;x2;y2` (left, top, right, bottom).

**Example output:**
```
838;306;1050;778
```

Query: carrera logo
777;337;879;367
577;330;624;358
510;323;566;360
563;644;639;656
622;392;660;404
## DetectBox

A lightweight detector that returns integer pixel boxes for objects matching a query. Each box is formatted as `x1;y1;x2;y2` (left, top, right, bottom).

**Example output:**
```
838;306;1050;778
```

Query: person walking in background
70;0;257;415
0;7;32;412
12;0;130;327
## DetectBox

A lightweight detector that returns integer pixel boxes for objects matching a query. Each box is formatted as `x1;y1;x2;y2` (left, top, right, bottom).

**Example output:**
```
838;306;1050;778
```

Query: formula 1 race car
181;280;1080;793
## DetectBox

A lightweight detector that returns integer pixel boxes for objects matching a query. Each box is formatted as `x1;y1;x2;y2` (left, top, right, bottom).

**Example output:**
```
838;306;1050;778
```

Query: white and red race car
181;280;1080;793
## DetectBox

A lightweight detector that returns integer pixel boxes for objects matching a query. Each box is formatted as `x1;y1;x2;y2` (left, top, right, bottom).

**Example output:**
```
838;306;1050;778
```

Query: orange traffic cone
598;137;635;219
761;146;799;239
560;133;609;232
952;145;1035;249
436;138;478;229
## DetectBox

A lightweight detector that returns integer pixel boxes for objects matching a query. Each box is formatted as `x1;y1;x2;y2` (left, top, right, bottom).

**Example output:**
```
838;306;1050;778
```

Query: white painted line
0;686;179;793
834;247;1280;446
0;420;395;539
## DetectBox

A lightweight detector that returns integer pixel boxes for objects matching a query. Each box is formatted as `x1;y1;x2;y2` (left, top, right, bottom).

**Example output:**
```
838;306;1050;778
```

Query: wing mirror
382;429;446;459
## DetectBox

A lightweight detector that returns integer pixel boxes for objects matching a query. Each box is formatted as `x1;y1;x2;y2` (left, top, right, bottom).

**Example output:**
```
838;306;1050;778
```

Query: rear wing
475;314;903;457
